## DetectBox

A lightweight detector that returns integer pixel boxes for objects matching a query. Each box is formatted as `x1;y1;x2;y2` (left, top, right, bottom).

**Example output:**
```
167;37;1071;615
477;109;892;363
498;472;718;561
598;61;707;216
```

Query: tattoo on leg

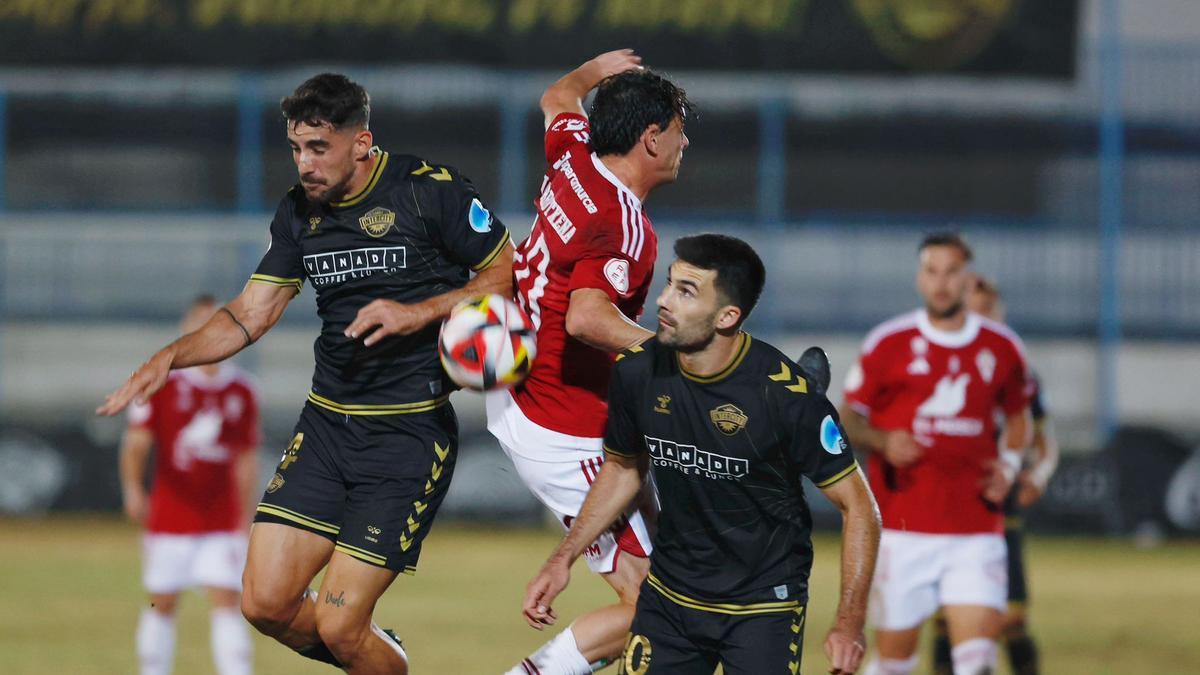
324;590;345;608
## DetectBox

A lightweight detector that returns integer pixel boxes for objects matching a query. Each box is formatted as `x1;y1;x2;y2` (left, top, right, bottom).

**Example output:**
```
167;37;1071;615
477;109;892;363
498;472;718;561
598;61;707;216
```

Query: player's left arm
565;288;653;352
820;470;881;675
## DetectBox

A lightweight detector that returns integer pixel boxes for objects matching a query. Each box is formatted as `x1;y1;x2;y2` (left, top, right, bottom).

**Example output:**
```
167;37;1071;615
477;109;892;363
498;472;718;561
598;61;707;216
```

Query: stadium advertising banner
2;0;1077;77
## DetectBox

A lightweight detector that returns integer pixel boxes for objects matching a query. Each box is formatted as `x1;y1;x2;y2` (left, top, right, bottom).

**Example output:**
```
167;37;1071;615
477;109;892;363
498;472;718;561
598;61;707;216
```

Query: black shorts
619;579;807;675
255;401;458;574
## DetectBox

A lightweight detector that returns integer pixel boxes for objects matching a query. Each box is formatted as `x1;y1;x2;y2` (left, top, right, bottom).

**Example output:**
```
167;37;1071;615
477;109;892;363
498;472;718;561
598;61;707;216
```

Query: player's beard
657;310;718;353
926;298;964;320
303;171;353;205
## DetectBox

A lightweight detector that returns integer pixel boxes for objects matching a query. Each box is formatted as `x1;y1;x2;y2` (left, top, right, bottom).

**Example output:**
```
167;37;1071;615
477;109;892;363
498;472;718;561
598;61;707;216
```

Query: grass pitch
1;516;1198;674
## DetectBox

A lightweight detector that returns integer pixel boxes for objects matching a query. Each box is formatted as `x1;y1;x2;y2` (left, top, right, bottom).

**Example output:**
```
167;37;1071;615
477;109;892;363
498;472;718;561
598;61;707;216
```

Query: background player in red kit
840;233;1033;675
486;50;691;674
119;295;260;675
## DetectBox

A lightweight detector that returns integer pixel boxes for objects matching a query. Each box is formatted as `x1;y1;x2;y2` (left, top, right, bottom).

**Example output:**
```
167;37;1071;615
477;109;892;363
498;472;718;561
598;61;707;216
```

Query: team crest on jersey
976;348;996;383
710;403;749;436
358;207;396;238
267;473;285;493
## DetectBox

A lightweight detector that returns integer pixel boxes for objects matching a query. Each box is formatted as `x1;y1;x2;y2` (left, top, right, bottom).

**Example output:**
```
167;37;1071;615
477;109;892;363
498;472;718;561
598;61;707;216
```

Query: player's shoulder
975;313;1028;359
861;309;922;354
615;338;657;370
742;337;818;399
389;152;472;189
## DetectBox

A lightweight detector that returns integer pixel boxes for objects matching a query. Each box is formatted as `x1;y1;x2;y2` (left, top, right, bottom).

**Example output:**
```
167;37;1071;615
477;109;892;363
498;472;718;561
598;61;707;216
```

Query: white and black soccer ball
439;294;536;391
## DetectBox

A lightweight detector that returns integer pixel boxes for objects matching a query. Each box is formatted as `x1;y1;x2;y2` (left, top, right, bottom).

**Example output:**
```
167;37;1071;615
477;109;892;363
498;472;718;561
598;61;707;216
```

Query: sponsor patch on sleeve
820;415;848;455
468;198;493;233
604;258;630;295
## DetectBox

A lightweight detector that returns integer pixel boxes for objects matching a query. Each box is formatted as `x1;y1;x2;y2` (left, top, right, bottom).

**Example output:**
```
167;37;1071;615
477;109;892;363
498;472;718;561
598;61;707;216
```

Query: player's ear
715;304;741;332
353;128;374;161
642;123;663;157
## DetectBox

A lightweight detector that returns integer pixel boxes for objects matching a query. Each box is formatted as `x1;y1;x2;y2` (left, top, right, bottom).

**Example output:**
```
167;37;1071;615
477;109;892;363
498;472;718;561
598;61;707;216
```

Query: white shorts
486;390;657;574
869;529;1008;630
142;532;247;595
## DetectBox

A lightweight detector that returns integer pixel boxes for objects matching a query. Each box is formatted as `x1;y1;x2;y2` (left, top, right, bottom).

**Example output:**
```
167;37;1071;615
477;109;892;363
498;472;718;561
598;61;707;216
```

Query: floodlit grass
1;516;1198;674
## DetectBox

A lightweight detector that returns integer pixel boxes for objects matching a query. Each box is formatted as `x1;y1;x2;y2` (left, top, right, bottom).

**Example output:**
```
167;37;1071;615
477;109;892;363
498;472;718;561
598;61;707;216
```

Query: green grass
1;516;1198;674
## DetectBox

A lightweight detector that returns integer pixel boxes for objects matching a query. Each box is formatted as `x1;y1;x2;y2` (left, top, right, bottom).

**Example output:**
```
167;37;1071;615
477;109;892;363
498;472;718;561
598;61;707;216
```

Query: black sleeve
249;196;305;292
426;171;511;272
602;359;643;458
789;394;859;489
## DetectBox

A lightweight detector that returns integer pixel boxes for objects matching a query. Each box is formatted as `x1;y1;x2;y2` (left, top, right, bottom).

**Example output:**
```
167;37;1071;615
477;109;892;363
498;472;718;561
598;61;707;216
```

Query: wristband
998;449;1022;483
1029;455;1057;492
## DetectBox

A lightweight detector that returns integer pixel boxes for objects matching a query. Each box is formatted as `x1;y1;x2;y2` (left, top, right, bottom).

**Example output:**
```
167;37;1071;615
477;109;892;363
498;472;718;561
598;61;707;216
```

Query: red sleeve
566;211;653;304
226;384;261;453
843;341;884;416
998;342;1032;416
544;112;591;165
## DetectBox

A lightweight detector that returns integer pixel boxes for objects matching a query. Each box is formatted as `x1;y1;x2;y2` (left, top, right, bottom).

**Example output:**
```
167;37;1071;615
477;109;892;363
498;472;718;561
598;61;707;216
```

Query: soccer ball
439;294;537;391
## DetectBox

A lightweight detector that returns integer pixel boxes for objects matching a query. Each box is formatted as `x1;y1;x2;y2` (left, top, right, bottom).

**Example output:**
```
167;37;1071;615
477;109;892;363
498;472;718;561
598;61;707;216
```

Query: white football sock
861;654;919;675
136;608;177;675
210;607;253;675
504;626;592;675
952;637;998;675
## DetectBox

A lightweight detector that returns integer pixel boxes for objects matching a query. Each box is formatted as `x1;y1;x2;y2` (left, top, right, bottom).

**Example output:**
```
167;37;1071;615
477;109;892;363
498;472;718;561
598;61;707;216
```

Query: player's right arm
96;281;295;416
540;49;642;128
840;345;922;468
565;288;653;352
118;426;154;524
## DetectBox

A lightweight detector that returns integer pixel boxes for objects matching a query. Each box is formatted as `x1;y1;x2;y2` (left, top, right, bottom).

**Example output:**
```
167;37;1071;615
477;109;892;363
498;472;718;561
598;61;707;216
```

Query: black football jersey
604;335;859;609
252;148;510;413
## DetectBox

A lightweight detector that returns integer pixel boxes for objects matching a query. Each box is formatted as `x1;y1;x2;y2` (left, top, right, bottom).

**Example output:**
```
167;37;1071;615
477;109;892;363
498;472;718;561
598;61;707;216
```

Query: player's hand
522;558;570;630
345;299;435;347
122;488;147;524
824;625;866;674
980;458;1014;505
96;350;174;416
1016;470;1044;508
585;49;643;82
882;430;922;468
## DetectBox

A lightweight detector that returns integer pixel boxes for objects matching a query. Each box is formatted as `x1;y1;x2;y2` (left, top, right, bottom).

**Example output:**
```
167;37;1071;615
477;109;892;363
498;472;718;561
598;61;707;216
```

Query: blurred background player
522;234;880;675
99;73;512;674
119;294;260;675
485;50;691;674
930;275;1059;675
840;233;1033;675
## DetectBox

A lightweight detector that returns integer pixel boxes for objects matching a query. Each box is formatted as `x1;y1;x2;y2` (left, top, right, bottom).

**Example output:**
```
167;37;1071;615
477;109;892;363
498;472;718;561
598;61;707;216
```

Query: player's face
656;261;723;351
654;115;689;183
967;283;1006;322
286;121;365;204
180;302;218;334
916;245;971;320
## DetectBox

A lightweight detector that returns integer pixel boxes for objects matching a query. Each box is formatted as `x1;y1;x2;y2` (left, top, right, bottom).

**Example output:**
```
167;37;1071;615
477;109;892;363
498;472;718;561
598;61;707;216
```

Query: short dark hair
589;69;692;156
673;234;765;327
281;73;370;130
919;231;973;262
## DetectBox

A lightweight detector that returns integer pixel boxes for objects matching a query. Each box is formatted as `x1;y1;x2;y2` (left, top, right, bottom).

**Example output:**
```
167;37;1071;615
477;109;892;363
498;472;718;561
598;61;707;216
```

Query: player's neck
598;154;651;202
677;331;745;378
924;307;967;333
341;152;381;201
198;364;221;378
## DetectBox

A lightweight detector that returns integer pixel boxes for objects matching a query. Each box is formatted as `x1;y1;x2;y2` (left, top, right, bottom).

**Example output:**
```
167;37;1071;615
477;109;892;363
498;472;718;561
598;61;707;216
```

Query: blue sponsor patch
468;198;493;233
820;415;846;455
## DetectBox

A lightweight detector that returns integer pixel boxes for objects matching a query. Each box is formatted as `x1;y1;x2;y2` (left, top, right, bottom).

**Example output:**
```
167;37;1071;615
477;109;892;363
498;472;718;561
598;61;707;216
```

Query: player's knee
148;594;179;616
240;584;296;636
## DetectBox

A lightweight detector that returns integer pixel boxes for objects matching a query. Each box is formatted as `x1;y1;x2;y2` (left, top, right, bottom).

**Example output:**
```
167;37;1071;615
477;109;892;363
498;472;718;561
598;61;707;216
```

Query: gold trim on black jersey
646;572;802;615
307;391;450;416
678;333;752;384
331;150;389;209
471;230;511;272
334;542;388;567
248;274;303;292
815;462;860;488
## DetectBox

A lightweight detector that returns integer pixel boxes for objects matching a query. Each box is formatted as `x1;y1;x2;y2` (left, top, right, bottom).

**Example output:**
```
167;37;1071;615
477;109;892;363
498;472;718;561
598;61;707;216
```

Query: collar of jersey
916;309;981;348
330;147;389;209
677;332;752;385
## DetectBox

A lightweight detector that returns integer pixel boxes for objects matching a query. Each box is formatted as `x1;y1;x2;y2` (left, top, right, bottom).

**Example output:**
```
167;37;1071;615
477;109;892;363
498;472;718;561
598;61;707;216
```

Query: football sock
210;607;253;675
862;654;919;675
951;637;998;675
505;626;592;675
1004;628;1039;675
932;615;953;675
136;608;177;675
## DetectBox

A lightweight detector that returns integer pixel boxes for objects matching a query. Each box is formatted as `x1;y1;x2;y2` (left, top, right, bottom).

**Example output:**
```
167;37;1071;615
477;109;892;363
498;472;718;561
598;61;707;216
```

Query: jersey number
514;227;551;330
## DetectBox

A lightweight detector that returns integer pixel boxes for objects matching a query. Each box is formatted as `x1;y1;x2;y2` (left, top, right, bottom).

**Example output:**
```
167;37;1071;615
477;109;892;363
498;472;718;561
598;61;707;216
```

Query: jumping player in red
485;50;691;674
840;233;1033;675
119;295;260;675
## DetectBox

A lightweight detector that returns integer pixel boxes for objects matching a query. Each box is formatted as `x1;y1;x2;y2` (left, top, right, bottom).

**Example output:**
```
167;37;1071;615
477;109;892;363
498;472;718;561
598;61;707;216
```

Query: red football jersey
511;112;658;438
843;310;1031;534
128;365;260;534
